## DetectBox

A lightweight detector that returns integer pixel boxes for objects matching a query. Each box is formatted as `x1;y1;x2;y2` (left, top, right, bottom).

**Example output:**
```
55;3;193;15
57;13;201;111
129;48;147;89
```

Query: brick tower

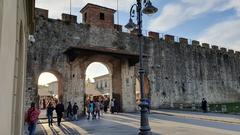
80;3;116;28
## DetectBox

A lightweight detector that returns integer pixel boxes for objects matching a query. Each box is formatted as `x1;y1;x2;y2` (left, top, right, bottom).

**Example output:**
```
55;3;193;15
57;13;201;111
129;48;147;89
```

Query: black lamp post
125;0;158;135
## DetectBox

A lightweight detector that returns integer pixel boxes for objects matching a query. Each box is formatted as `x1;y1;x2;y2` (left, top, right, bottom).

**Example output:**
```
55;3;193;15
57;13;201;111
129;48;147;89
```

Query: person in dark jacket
114;99;120;113
201;98;208;113
103;98;109;113
46;102;54;126
55;101;64;126
67;102;73;119
72;102;79;121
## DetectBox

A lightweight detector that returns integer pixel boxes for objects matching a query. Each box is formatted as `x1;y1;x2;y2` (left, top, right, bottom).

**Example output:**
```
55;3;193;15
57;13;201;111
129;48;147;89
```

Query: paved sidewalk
33;112;240;135
152;109;240;124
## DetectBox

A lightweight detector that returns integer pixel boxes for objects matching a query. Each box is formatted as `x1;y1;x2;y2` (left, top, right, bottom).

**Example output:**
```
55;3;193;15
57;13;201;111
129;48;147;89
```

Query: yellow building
0;0;34;134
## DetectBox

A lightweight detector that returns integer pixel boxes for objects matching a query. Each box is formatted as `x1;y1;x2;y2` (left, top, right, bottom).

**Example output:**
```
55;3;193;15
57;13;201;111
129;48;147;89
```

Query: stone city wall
25;8;240;113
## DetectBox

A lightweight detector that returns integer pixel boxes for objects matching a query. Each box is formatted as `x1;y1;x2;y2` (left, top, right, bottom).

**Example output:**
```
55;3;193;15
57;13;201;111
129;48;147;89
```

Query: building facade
0;0;34;134
48;81;58;97
94;74;112;95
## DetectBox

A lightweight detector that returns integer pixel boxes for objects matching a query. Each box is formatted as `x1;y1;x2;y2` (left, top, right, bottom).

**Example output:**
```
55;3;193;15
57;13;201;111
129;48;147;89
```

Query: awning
85;89;102;96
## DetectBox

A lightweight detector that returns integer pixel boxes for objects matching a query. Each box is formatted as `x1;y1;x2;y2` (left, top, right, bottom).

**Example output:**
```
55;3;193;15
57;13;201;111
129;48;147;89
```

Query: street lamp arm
129;4;137;18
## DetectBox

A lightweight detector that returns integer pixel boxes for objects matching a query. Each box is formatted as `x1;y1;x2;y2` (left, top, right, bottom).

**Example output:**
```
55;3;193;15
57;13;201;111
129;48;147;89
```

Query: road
34;110;240;135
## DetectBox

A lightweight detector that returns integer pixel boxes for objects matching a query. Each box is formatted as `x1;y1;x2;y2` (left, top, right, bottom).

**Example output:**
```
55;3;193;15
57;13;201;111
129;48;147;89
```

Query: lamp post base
138;99;152;135
139;131;152;135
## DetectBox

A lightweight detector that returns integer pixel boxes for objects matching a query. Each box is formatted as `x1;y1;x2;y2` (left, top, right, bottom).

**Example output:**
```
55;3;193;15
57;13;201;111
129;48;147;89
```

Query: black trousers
57;113;63;126
67;111;73;118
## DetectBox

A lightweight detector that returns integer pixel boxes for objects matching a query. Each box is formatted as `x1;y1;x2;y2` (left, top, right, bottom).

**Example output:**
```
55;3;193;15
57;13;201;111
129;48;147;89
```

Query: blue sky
36;0;240;84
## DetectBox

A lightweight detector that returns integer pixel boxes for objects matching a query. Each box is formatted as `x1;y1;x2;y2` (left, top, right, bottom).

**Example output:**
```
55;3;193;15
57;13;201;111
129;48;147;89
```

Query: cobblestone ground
34;110;240;135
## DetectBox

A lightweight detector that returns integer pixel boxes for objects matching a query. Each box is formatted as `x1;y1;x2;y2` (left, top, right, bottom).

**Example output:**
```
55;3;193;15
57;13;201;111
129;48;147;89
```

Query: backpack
26;108;40;124
89;103;94;112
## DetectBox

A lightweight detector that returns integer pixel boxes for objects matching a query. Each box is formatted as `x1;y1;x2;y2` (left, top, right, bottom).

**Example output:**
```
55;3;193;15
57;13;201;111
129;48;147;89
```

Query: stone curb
152;111;240;125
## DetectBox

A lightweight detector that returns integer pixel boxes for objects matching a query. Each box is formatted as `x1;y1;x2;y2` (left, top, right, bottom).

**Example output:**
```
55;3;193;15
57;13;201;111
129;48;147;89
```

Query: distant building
85;74;112;96
85;79;101;96
48;81;58;98
38;85;51;97
38;81;58;99
94;74;111;95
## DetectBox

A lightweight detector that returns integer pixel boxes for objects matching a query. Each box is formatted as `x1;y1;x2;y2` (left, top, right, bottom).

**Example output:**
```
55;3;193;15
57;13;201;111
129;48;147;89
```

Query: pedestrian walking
46;102;54;127
43;99;46;109
95;100;101;119
100;100;104;115
87;100;95;120
67;102;73;120
55;101;64;126
114;99;120;113
110;99;115;114
201;98;208;113
25;102;40;135
73;102;79;121
146;99;151;113
103;98;109;113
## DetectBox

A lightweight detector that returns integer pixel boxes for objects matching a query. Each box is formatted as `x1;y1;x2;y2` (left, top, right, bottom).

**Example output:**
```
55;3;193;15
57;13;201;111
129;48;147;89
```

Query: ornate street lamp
125;0;158;135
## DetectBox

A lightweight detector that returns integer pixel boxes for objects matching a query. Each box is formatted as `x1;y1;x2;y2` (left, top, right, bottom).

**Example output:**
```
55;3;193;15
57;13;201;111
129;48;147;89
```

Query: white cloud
35;0;134;19
216;0;240;16
198;19;240;51
148;0;240;32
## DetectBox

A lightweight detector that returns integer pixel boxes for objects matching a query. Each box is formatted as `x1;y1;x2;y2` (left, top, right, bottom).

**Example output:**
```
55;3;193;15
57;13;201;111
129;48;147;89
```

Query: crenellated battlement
141;31;240;56
35;7;239;56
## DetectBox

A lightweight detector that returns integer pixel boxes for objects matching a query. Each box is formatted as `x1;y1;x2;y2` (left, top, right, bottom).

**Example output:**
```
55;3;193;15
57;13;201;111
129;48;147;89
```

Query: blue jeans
28;122;36;135
48;115;53;126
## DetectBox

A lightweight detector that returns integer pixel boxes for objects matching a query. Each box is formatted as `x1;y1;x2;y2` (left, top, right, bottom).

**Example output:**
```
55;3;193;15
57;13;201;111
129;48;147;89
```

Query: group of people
25;101;79;135
40;97;58;109
66;102;79;121
86;98;120;120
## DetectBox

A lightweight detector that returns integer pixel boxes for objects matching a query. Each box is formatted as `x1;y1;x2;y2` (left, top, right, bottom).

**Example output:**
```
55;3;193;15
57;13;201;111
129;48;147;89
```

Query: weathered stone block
228;49;234;54
148;31;159;40
211;45;219;50
35;8;48;18
192;40;200;45
164;34;174;43
179;37;188;45
114;24;122;32
62;13;77;23
220;47;227;52
202;43;209;48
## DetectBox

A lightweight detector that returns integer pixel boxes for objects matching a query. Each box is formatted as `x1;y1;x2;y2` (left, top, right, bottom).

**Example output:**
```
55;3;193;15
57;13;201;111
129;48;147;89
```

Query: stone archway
135;75;151;102
81;54;123;111
67;53;138;113
36;70;64;108
144;75;151;99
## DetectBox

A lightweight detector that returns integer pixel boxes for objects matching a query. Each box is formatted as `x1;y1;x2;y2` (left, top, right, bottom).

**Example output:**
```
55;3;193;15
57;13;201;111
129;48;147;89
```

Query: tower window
100;13;105;20
84;13;87;22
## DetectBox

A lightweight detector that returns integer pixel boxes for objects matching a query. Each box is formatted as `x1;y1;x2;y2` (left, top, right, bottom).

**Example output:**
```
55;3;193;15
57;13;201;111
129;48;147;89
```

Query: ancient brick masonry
26;4;240;113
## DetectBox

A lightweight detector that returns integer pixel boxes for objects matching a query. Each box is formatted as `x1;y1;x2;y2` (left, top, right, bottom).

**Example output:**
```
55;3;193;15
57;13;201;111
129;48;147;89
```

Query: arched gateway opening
38;72;58;109
135;76;151;109
37;71;63;118
81;55;124;112
84;62;113;113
